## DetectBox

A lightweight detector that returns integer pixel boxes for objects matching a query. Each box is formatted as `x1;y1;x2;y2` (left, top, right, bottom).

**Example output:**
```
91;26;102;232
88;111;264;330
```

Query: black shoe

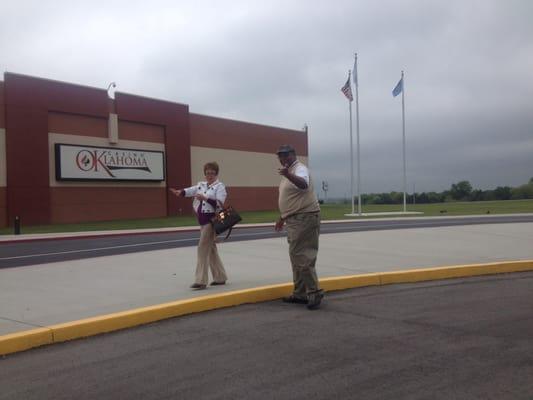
282;295;308;304
210;281;226;286
307;290;324;310
190;283;207;290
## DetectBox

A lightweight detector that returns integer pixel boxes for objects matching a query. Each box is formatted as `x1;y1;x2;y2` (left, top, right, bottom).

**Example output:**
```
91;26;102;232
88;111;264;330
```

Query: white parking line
0;231;280;261
0;238;197;260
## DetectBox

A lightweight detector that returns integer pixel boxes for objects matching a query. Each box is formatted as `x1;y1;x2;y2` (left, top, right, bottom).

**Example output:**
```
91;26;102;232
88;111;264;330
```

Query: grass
1;199;532;235
321;199;533;219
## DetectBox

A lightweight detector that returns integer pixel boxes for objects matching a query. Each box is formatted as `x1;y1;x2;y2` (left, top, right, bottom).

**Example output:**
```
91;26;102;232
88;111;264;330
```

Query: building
0;72;308;228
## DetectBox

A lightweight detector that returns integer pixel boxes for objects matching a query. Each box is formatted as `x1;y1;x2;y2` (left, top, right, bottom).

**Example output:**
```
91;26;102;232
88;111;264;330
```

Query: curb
1;259;532;356
0;223;269;244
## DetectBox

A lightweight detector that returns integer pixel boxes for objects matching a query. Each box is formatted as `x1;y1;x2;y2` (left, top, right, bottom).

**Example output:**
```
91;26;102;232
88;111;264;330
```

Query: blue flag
392;77;403;97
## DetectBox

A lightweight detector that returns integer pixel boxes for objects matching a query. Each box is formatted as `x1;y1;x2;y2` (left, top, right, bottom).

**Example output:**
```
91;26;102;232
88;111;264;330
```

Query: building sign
55;144;165;181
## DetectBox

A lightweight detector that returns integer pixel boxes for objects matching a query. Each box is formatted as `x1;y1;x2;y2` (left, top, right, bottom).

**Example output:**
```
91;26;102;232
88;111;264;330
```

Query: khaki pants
195;223;227;285
285;212;321;297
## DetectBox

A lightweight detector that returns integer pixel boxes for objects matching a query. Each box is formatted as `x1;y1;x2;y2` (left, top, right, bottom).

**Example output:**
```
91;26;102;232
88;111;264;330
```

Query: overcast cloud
1;0;532;197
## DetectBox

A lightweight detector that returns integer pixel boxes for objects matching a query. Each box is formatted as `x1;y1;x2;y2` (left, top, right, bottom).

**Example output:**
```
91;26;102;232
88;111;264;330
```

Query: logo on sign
75;149;151;178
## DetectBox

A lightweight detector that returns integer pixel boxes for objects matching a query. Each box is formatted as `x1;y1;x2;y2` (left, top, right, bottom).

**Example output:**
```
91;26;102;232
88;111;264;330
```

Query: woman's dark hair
203;162;219;175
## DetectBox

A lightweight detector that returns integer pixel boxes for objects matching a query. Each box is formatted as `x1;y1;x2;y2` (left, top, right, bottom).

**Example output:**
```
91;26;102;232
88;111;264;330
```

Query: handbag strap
216;198;228;213
214;226;233;242
222;226;234;241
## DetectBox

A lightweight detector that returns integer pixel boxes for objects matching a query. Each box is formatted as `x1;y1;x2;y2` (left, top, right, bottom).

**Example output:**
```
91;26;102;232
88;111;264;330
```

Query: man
275;144;324;310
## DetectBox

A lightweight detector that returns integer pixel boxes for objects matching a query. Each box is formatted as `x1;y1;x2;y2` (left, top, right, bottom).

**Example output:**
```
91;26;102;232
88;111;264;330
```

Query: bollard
14;216;21;235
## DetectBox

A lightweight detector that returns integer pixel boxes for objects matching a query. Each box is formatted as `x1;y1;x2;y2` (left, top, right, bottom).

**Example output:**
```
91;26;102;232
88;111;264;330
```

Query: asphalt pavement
2;214;533;268
1;272;532;400
1;218;532;337
1;216;533;399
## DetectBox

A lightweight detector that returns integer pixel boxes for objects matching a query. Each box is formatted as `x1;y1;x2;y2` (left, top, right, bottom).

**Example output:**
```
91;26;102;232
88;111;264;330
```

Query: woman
169;162;228;290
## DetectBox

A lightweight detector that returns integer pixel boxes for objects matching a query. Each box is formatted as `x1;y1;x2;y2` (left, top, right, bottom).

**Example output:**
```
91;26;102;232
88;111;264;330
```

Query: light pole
322;181;329;203
107;82;116;99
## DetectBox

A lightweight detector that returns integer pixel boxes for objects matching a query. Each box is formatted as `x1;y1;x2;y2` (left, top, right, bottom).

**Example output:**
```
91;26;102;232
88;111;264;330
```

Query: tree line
360;178;533;205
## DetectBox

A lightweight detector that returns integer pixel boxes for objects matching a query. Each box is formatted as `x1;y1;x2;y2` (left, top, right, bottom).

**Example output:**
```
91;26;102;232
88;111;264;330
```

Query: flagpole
354;53;361;215
401;70;407;213
348;70;355;215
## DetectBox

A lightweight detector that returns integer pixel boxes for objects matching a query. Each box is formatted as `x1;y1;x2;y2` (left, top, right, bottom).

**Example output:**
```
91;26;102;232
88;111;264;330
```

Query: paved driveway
1;272;532;400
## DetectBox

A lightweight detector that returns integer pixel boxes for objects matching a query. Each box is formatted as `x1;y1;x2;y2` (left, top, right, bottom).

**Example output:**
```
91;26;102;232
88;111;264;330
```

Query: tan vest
278;161;320;219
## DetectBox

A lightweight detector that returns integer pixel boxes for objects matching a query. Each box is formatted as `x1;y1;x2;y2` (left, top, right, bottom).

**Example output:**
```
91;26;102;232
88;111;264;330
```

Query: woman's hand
169;188;182;197
195;193;208;201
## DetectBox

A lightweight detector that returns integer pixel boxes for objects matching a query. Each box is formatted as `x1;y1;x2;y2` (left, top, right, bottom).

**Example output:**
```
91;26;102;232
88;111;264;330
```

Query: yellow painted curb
1;260;532;356
320;273;381;291
0;328;53;356
379;260;533;285
50;283;294;342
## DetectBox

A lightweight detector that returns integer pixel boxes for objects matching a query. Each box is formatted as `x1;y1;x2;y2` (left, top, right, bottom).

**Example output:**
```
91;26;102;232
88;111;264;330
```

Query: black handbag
211;206;242;240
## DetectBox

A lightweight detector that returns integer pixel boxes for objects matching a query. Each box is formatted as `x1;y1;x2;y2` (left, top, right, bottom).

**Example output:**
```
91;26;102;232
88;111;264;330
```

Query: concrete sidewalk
1;221;532;340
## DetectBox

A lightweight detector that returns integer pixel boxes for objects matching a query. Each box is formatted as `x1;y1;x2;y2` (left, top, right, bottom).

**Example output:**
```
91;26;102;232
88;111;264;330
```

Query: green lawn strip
1;199;532;235
319;199;533;219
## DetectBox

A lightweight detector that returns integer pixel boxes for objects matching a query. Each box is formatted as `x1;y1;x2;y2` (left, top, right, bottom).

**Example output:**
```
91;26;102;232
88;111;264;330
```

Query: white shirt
183;180;227;214
290;160;310;186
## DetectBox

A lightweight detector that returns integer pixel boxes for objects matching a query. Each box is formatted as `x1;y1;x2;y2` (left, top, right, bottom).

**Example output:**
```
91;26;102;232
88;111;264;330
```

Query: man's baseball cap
276;144;296;154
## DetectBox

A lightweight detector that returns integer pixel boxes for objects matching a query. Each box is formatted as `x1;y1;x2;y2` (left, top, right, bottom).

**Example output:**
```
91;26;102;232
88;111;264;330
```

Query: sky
1;0;532;197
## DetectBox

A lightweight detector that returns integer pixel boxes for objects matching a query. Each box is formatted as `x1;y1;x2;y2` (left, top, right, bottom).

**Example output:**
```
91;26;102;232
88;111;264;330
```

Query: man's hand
277;164;308;189
278;166;289;177
274;217;285;232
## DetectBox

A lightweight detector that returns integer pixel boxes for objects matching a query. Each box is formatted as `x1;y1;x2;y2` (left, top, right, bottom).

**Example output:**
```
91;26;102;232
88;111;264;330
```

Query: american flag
341;76;353;101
